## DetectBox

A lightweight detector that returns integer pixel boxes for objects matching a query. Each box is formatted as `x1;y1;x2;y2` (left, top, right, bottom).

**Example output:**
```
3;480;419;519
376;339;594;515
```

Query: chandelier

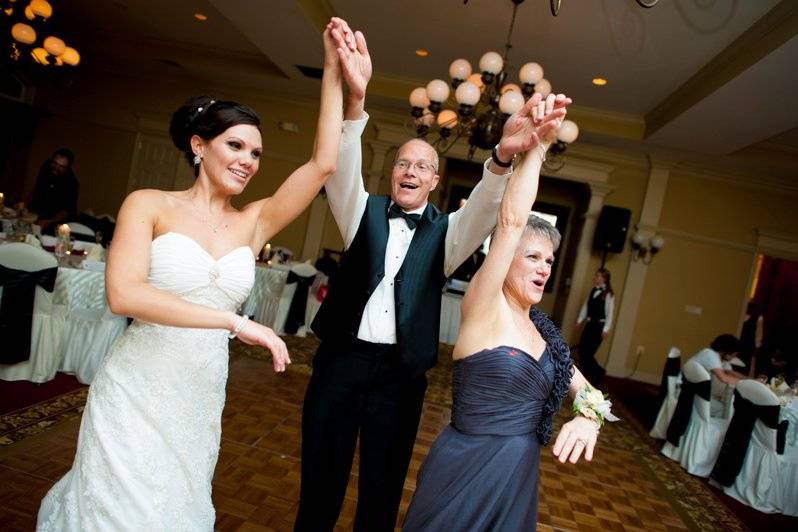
407;0;580;170
2;0;80;67
407;0;659;170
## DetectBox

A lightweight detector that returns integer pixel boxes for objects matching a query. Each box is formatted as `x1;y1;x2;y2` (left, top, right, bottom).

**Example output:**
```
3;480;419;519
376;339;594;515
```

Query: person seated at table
688;334;747;415
28;148;80;233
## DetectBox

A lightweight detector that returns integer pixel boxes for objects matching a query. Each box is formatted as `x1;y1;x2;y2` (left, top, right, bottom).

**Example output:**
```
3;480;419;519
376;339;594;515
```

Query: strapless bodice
451;346;555;436
148;232;254;312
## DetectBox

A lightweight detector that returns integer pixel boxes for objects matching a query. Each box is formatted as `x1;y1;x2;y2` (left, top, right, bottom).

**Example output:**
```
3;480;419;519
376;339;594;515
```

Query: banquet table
0;255;128;384
439;291;463;345
241;264;289;329
778;394;798;447
53;266;109;311
241;263;328;336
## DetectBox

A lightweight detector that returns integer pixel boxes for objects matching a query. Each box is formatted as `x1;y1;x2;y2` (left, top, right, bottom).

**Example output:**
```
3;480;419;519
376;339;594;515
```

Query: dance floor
1;335;795;531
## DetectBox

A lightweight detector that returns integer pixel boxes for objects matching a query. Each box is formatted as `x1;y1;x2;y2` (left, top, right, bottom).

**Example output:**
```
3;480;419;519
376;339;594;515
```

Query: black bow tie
388;203;422;230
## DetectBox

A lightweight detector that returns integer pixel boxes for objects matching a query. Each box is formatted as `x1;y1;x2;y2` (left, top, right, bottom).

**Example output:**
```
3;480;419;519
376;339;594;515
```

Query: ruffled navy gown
404;309;572;532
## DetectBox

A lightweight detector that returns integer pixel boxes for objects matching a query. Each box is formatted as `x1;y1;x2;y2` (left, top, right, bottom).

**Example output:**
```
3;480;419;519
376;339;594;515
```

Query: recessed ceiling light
592;77;607;86
415;49;429;57
194;12;208;21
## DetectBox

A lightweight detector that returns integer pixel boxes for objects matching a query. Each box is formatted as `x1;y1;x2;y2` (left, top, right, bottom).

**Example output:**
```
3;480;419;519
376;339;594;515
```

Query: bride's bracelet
228;315;248;339
571;383;619;428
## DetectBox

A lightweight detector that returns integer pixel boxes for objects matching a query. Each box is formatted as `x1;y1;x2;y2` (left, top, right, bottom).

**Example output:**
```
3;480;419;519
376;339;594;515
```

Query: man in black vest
295;19;557;531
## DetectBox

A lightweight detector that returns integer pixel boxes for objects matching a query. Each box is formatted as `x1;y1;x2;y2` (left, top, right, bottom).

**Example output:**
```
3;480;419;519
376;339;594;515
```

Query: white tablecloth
439;291;463;345
0;262;127;384
54;266;109;311
780;398;798;447
241;264;330;336
241;265;289;328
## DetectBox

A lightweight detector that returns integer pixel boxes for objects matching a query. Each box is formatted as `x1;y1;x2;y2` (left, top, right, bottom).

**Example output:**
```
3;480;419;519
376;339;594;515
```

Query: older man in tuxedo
295;18;567;531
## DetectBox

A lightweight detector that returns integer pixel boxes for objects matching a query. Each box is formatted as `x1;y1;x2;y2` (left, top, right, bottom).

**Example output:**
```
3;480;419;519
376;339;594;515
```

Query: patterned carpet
0;335;750;530
0;387;88;446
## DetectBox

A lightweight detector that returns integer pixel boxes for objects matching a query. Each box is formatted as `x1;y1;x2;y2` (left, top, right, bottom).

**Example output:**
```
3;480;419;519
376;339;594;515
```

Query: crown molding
295;0;336;33
670;163;798;195
645;0;798;137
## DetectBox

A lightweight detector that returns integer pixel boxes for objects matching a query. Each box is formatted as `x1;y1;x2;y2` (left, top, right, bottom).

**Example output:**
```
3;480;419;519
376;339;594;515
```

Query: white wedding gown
37;232;255;531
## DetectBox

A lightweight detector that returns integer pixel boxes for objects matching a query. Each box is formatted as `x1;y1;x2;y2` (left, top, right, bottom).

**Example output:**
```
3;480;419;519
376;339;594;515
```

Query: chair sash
665;378;711;446
71;233;96;243
0;265;58;364
283;271;315;335
710;391;788;486
657;356;681;406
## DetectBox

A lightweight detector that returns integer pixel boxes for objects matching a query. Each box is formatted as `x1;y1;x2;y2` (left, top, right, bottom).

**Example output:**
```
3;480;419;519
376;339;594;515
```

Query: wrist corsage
572;384;620;428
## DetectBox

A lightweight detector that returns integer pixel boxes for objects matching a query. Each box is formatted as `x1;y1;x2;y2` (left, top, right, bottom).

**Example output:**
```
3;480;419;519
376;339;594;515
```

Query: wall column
299;194;328;261
560;182;614;342
605;159;671;377
365;139;393;194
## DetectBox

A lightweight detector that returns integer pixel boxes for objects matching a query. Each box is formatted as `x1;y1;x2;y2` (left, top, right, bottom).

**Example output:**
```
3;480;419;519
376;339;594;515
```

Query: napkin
25;234;43;248
84;243;105;262
82;260;106;272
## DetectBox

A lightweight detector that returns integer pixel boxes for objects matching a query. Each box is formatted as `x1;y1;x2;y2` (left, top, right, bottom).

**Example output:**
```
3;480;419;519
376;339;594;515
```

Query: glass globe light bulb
426;79;450;103
448;58;472;81
499;91;524;115
454;81;480;106
519;62;543;84
409;87;430;108
557;120;579;143
478;51;503;75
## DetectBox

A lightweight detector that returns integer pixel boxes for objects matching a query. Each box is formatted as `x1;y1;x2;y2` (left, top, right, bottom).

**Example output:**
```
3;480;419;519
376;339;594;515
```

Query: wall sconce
631;231;664;264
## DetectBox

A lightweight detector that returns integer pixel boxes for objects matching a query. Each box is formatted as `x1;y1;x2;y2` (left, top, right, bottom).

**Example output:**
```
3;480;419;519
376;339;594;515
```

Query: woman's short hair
524;214;561;252
710;334;740;355
169;95;261;174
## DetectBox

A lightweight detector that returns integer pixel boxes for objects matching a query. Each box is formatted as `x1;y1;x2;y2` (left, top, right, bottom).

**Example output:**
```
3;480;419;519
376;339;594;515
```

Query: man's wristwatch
491;144;513;168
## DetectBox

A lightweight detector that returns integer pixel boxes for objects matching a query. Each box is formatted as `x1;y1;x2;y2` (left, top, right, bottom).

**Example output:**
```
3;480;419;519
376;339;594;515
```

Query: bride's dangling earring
193;154;202;177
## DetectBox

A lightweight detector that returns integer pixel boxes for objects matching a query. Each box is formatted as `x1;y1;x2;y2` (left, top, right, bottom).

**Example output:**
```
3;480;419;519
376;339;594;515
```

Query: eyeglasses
393;159;435;174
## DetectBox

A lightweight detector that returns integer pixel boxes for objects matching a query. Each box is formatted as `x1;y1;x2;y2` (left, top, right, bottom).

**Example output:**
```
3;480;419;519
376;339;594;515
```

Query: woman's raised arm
252;20;347;245
461;93;568;319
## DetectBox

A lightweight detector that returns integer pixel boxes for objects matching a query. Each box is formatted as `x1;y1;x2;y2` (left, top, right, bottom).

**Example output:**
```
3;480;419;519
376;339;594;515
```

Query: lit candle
58;224;71;238
0;192;4;207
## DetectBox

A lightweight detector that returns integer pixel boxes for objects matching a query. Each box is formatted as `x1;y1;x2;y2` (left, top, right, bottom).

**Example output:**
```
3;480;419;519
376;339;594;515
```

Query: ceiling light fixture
193;12;207;21
407;0;579;171
592;77;607;86
415;48;429;57
2;0;80;67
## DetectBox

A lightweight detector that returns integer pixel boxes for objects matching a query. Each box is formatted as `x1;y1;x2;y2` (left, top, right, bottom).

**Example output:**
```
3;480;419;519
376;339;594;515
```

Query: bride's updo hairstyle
169;95;261;177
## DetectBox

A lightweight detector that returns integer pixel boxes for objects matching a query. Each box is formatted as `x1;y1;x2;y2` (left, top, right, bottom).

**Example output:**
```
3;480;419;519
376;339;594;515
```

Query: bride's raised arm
461;93;568;320
251;19;347;245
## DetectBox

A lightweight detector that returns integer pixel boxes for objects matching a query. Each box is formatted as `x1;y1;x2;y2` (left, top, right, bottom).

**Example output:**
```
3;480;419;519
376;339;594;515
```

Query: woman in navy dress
405;92;608;531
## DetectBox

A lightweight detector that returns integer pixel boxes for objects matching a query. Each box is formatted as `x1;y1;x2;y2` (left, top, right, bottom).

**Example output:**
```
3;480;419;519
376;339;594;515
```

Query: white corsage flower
572;384;620;427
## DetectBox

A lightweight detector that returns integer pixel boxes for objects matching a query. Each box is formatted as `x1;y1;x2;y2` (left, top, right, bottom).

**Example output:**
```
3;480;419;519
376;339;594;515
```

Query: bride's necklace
188;193;228;234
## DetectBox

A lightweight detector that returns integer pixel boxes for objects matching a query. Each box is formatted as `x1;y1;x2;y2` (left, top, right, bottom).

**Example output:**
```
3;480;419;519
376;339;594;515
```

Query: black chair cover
283;271;315;335
657;356;682;408
0;265;58;364
665;378;711;446
710;391;789;486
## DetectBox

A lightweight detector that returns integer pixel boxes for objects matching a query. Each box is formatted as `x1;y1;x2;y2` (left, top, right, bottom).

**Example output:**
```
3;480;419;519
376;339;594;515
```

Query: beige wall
624;171;798;380
17;69;330;253
571;163;649;366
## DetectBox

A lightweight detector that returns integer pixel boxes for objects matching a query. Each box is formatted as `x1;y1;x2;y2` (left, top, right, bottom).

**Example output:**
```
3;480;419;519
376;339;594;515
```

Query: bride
37;19;354;531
